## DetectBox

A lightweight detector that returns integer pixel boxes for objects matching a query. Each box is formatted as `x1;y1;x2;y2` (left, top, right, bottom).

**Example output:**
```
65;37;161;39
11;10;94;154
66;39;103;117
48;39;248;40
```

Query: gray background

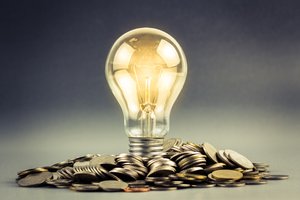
1;0;300;199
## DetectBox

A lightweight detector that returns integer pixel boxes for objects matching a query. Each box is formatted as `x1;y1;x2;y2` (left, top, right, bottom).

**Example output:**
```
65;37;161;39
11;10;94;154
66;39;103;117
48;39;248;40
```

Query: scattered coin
16;139;289;192
18;172;53;187
17;167;49;178
263;175;289;180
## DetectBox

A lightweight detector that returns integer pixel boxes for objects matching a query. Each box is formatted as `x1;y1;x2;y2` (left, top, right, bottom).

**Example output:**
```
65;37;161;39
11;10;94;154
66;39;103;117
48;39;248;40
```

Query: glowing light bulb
105;27;187;157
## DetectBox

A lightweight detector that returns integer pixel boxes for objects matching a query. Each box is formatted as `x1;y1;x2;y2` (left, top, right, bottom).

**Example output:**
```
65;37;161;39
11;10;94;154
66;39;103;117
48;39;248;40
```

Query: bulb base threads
129;137;164;157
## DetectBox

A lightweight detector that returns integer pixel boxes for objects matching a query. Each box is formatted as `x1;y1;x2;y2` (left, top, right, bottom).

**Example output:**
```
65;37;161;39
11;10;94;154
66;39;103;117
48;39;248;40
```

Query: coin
178;154;206;170
204;163;226;173
184;174;207;180
225;150;254;169
170;180;184;185
73;171;99;183
170;151;199;162
253;162;270;168
16;139;290;192
242;180;268;185
191;183;216;188
46;178;73;187
256;167;269;172
147;165;176;177
150;186;177;191
181;142;202;152
212;170;243;181
89;155;116;170
176;183;191;188
128;180;147;186
18;172;53;187
147;156;177;177
242;174;261;180
163;138;180;152
174;174;204;184
70;184;100;192
146;176;170;181
180;167;204;174
57;167;74;179
110;167;138;181
217;182;246;187
124;187;150;192
202;143;218;163
217;150;235;167
263;175;289;180
17;167;49;178
99;180;128;192
243;170;260;176
73;161;90;167
116;155;144;167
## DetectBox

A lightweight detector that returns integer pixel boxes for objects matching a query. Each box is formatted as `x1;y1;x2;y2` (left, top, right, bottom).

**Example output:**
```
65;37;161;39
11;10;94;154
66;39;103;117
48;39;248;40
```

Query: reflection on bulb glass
105;28;187;156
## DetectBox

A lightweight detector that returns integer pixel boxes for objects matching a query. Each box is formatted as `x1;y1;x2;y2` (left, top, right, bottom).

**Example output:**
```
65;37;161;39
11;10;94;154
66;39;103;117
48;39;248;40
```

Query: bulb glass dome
105;27;187;156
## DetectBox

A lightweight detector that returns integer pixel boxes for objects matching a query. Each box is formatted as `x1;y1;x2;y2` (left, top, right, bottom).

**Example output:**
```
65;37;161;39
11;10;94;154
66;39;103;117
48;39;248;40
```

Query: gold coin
202;143;218;163
184;174;207;180
212;170;243;180
124;186;150;192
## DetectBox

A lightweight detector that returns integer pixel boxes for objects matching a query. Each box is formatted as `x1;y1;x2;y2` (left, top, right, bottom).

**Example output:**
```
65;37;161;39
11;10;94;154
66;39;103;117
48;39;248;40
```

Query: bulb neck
129;137;164;157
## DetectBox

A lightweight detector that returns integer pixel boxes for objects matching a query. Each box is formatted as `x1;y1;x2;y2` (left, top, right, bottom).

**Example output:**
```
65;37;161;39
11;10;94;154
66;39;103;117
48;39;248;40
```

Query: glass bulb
105;27;187;156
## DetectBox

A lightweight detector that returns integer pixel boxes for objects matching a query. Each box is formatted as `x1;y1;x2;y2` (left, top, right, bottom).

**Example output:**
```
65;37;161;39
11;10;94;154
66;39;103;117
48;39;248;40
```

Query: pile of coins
16;139;288;192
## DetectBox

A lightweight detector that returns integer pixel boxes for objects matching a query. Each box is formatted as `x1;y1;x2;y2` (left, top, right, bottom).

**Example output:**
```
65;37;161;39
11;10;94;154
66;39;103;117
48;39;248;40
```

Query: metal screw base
129;137;164;157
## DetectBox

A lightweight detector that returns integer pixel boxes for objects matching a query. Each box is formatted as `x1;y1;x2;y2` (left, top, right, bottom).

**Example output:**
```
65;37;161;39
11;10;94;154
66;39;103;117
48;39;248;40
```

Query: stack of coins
16;138;289;192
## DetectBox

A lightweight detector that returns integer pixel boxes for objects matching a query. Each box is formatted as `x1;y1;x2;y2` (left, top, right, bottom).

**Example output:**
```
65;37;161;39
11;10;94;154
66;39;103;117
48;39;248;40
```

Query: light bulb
105;27;187;157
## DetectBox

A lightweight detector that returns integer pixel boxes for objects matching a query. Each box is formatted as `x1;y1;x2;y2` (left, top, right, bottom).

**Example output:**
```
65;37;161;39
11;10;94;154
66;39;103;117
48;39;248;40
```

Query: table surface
1;108;299;200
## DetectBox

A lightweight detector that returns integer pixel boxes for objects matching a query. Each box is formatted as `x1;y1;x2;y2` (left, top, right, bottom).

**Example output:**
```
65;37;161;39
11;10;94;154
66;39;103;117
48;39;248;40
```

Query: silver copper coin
16;139;289;192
